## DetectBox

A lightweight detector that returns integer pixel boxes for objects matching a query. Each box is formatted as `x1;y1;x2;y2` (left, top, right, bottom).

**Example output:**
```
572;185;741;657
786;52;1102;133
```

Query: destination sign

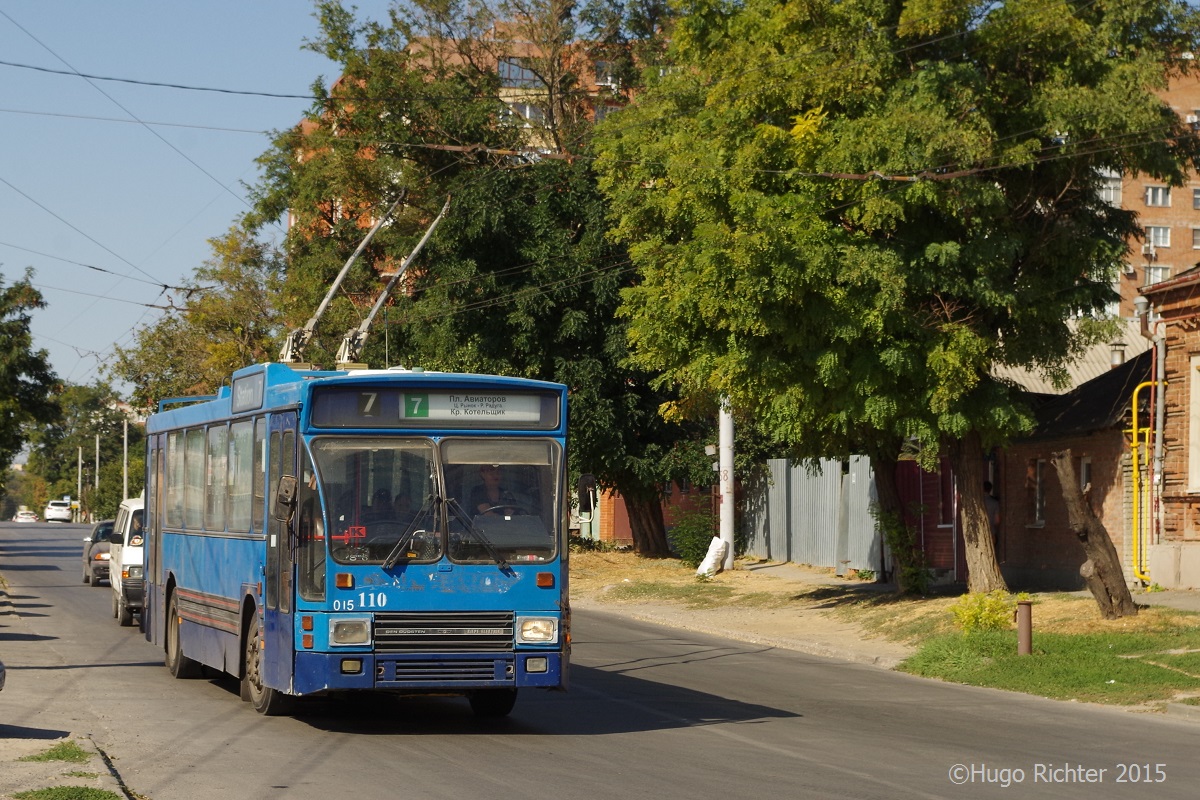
310;387;560;430
231;372;265;413
401;392;541;422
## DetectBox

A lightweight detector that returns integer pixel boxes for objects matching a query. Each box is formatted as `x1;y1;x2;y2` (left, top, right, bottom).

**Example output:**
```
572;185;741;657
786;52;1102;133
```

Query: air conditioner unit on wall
1142;243;1158;259
1123;262;1138;276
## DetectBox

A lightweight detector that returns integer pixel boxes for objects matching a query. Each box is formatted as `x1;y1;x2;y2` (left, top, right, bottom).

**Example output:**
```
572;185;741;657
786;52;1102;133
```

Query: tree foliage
23;381;143;520
245;0;698;554
0;268;60;499
593;0;1200;588
108;225;286;409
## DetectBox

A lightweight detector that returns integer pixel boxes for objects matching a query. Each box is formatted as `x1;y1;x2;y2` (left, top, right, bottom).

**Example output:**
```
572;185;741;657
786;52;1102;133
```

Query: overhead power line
0;58;315;99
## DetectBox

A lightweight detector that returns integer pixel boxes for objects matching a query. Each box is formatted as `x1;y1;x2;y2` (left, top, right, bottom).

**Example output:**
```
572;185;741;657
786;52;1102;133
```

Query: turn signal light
536;572;554;588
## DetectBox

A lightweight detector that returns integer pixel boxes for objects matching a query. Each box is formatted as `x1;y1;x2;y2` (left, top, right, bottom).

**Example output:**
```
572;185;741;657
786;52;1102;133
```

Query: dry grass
569;550;1200;644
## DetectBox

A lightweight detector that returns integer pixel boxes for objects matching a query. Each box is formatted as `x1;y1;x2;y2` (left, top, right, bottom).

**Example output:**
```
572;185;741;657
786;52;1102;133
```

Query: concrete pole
94;434;100;524
123;418;129;500
719;397;735;571
76;447;82;523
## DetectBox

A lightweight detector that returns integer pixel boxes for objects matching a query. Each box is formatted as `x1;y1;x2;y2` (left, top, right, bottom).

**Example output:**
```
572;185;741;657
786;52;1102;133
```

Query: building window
593;103;611;123
498;59;540;88
1193;188;1200;210
1098;170;1122;206
1026;459;1046;525
1147;226;1171;248
595;60;616;88
1193;228;1200;249
1146;186;1171;207
1146;263;1171;285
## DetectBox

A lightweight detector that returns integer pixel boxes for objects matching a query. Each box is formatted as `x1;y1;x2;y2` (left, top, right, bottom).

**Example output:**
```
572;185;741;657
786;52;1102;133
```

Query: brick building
1140;270;1200;587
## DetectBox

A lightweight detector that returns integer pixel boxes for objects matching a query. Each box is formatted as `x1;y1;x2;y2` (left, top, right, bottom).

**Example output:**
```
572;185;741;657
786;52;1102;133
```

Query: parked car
82;519;115;585
110;498;145;627
13;509;38;523
44;500;73;523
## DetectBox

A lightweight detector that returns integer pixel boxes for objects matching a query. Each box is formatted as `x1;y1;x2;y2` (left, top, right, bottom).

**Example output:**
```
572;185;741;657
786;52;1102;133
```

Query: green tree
593;0;1200;590
0;268;60;501
23;381;142;520
246;1;692;555
109;225;286;410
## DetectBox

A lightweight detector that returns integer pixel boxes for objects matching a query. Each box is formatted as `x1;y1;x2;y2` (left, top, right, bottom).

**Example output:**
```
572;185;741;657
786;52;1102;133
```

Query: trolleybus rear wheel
468;688;517;717
166;591;201;678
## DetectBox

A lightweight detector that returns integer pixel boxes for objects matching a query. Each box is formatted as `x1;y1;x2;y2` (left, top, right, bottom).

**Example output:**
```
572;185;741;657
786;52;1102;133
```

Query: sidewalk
572;559;918;667
0;584;129;800
0;734;128;800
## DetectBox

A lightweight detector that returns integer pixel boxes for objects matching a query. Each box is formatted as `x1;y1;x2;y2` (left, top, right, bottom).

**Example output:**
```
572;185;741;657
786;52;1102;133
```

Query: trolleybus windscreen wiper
381;494;437;569
446;497;510;571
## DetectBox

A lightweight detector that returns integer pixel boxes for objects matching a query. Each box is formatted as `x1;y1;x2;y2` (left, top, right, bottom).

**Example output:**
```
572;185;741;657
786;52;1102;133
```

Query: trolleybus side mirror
275;475;298;522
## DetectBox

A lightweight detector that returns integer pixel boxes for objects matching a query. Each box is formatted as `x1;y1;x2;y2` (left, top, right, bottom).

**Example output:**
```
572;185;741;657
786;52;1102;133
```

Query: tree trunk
947;430;1009;594
623;492;672;557
868;441;927;593
1050;449;1138;619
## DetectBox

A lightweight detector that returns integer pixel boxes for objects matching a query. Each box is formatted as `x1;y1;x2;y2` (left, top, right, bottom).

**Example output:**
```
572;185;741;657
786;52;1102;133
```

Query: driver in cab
471;464;530;517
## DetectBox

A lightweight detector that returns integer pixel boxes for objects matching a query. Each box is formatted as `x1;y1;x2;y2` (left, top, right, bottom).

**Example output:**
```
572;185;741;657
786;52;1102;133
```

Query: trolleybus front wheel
468;688;517;717
242;621;293;716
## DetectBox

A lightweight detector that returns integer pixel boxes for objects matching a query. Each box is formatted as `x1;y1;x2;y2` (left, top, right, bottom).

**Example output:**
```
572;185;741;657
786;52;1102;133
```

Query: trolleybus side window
252;419;265;532
206;424;228;532
166;431;184;529
185;428;205;529
229;420;254;532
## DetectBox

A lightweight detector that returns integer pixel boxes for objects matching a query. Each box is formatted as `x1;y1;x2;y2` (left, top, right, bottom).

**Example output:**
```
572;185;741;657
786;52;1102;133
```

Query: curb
1165;703;1200;723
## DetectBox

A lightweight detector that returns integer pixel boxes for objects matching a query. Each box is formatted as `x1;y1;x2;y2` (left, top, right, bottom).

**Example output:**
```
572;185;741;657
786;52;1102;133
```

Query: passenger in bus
471;464;532;517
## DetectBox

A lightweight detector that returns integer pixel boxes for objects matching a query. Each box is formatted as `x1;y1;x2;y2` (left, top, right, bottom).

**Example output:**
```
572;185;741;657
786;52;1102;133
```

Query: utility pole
76;447;82;523
123;418;128;500
94;434;100;524
719;398;735;571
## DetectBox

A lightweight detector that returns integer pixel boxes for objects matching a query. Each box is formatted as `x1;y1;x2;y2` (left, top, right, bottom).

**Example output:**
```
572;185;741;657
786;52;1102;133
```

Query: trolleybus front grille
373;611;514;653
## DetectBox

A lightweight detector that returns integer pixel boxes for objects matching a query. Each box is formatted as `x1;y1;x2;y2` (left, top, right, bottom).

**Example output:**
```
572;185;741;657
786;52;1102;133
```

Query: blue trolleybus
143;362;569;716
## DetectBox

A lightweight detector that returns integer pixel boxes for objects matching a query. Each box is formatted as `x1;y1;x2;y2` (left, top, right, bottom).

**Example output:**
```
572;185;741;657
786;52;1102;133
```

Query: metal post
1016;600;1033;655
719;397;735;571
76;447;82;523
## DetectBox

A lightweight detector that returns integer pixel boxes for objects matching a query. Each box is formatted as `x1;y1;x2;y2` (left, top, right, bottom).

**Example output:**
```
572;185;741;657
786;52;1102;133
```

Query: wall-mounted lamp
1134;295;1151;318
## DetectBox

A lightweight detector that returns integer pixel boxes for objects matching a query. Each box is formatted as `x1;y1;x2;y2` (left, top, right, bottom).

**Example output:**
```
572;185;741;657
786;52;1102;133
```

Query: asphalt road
2;522;1199;800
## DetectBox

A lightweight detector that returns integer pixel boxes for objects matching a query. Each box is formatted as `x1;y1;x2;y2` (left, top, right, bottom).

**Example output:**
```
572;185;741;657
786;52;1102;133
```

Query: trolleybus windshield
309;436;561;566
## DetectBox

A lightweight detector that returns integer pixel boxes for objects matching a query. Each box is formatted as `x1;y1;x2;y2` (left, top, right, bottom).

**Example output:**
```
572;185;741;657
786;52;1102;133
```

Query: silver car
82;519;115;585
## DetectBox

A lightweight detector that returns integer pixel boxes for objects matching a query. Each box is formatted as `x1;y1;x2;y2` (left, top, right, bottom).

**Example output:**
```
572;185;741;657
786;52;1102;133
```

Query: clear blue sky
0;1;393;391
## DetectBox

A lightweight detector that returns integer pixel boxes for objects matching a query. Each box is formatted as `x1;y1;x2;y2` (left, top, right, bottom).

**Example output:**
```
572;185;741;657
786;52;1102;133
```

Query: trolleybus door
265;412;297;691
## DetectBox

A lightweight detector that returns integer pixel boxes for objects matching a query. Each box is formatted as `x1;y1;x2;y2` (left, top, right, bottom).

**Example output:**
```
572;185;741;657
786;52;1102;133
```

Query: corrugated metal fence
741;457;883;574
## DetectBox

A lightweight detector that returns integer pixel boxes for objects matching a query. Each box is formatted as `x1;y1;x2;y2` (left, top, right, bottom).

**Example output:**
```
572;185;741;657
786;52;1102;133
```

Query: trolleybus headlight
516;617;558;644
329;617;372;646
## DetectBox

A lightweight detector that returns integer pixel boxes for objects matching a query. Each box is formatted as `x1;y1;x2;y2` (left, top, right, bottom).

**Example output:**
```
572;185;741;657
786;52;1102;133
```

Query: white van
109;498;145;627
